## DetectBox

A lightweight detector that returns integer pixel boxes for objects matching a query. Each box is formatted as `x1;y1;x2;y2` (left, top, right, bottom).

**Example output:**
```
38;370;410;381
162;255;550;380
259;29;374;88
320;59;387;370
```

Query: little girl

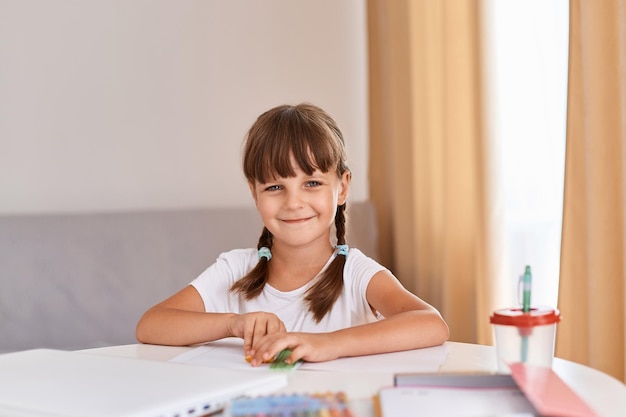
136;103;449;366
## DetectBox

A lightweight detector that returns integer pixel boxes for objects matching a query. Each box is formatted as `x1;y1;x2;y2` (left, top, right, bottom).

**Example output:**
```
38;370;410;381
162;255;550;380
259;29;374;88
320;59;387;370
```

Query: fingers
242;315;265;355
284;344;306;364
247;332;336;366
241;318;257;355
248;333;305;367
247;335;289;367
240;312;286;358
250;317;270;353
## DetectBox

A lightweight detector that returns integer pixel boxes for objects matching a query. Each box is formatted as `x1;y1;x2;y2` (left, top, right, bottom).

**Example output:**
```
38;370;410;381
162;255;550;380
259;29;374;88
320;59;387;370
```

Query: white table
83;342;626;417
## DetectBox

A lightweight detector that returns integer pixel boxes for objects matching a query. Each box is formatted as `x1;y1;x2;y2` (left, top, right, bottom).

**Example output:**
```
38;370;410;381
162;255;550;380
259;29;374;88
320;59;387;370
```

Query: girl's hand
247;332;338;366
227;312;286;357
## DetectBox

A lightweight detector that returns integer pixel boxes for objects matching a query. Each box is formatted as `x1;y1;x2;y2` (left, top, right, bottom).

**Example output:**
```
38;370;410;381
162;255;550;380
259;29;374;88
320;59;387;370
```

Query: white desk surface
83;342;626;417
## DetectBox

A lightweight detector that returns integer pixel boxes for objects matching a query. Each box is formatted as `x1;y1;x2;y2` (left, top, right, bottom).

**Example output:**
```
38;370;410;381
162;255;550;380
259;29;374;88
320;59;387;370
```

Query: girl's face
249;158;350;251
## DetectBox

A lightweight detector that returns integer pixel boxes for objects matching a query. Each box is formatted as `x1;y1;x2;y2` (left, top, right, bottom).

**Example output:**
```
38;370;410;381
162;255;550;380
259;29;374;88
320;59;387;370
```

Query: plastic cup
489;306;561;373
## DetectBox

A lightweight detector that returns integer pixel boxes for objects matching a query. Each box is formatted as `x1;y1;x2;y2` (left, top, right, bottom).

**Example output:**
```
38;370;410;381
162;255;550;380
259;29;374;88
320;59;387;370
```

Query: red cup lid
490;306;560;327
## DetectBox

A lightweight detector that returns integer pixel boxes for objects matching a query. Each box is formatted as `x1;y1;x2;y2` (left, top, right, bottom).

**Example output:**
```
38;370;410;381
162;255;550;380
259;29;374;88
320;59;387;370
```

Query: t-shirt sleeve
344;248;388;319
189;248;258;312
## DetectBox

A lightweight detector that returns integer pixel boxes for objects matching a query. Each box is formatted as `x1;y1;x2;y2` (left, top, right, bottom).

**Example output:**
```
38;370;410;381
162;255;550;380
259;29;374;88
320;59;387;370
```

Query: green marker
269;349;302;370
522;265;532;313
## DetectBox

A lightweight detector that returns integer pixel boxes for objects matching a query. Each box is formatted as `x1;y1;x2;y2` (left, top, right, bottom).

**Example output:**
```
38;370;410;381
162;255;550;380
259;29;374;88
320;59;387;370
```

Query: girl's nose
284;189;304;209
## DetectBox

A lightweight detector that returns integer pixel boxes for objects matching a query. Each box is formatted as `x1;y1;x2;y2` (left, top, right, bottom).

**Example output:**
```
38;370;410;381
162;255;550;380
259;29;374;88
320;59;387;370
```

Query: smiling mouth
281;217;312;224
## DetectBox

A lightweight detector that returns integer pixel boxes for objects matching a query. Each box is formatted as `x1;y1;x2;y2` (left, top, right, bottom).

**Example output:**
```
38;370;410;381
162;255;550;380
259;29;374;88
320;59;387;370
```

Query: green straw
520;266;532;363
522;266;532;313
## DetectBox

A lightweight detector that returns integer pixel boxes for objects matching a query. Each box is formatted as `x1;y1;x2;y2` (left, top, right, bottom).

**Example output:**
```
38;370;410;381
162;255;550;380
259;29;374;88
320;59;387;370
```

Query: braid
230;227;273;299
335;203;347;245
304;204;348;322
258;227;274;248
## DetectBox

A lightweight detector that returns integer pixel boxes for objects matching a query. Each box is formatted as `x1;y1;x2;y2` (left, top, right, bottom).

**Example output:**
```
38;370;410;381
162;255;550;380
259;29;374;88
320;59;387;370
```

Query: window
482;0;569;309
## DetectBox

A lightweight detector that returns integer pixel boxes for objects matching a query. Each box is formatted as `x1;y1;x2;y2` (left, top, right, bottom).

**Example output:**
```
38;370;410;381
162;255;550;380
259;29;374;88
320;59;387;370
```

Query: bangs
243;104;347;184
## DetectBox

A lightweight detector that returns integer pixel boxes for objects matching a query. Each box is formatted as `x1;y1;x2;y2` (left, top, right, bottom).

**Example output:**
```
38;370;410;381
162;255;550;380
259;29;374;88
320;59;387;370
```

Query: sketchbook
171;337;449;373
0;348;287;417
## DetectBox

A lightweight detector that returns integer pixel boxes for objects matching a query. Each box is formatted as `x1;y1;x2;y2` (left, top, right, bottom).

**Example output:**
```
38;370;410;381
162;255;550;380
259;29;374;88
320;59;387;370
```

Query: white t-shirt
189;248;387;333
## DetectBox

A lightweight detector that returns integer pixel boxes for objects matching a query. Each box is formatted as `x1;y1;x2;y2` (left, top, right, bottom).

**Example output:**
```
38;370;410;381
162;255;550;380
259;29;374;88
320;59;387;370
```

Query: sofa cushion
0;202;377;352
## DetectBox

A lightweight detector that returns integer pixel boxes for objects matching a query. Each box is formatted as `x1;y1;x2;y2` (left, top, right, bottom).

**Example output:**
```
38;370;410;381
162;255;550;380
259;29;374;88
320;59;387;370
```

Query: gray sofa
0;202;377;353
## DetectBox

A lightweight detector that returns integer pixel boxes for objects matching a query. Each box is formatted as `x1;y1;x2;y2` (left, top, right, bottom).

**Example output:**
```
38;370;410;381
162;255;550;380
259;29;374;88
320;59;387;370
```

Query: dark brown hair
230;103;350;322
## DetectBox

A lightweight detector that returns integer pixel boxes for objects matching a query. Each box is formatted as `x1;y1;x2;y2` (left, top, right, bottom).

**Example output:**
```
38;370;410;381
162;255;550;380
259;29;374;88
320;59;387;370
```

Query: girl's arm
246;270;449;365
135;285;286;351
341;268;450;354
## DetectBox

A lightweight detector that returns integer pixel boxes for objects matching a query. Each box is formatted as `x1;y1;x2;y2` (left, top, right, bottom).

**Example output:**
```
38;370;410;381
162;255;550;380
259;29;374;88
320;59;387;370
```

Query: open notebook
0;349;287;417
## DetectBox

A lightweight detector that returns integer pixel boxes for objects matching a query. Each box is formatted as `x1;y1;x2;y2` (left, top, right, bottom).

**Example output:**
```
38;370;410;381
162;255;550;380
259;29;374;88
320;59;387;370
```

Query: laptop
0;349;288;417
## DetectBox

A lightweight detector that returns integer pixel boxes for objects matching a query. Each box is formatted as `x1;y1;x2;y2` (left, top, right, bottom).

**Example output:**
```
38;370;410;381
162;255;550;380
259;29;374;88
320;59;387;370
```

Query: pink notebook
509;363;598;417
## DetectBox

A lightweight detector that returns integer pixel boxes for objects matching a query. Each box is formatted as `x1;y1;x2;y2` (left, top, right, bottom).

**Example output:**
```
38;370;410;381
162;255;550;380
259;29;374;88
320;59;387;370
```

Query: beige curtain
367;0;495;344
556;0;626;382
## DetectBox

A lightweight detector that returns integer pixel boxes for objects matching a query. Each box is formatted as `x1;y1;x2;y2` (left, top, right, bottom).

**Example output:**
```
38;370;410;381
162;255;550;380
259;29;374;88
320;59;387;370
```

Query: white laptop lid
0;349;287;417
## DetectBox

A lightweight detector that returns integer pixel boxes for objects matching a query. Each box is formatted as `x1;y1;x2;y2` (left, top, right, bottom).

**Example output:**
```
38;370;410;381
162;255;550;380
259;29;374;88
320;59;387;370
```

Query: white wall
0;0;368;215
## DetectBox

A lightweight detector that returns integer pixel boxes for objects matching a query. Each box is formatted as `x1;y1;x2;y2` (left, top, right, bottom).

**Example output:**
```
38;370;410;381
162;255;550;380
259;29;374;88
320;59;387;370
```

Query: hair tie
336;244;349;256
258;246;272;261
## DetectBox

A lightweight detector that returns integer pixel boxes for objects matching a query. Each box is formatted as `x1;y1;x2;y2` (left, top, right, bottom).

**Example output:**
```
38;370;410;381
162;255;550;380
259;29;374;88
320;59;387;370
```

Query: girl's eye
305;181;322;188
265;185;282;191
